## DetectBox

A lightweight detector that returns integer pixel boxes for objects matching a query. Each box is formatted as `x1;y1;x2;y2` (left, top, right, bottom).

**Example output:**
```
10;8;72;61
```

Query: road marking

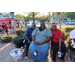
0;43;11;51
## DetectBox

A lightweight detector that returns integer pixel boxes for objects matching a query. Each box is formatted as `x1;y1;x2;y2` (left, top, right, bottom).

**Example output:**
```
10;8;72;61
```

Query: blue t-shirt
22;27;33;41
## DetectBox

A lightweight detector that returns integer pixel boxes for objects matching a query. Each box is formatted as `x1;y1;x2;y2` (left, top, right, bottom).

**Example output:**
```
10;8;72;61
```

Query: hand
59;49;61;52
28;40;31;43
39;42;43;45
33;41;38;45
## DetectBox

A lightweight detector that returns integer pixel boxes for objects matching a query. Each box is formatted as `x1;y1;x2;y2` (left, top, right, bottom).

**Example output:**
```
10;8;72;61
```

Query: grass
58;26;75;32
57;27;66;32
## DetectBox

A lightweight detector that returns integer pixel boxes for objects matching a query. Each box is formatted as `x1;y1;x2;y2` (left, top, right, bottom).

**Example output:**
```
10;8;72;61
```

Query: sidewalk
2;30;17;37
0;42;71;62
0;43;52;62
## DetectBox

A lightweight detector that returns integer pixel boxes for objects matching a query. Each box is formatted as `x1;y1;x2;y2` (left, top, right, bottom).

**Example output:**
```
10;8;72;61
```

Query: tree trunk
53;12;54;21
59;15;61;29
33;12;35;23
10;12;16;32
48;12;50;27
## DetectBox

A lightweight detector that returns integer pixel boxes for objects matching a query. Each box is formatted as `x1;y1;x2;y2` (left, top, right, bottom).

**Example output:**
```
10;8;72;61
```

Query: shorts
16;39;30;48
6;30;8;33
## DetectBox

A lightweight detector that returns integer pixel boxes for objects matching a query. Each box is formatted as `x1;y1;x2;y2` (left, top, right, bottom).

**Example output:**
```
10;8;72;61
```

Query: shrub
13;37;21;44
16;29;25;38
62;27;75;41
65;27;75;33
64;33;70;40
1;36;13;43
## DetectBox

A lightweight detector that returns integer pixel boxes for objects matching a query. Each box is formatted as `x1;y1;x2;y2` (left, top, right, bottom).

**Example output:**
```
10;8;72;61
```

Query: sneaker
24;56;28;61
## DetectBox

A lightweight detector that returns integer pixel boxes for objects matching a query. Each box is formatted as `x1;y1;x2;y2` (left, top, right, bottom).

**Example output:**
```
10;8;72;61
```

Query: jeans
29;41;50;62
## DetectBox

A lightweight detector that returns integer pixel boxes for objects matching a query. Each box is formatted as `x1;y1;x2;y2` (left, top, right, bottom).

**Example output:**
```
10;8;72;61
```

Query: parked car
66;21;75;25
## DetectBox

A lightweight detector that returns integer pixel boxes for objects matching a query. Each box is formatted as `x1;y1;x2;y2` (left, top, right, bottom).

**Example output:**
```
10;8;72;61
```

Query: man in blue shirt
15;23;36;61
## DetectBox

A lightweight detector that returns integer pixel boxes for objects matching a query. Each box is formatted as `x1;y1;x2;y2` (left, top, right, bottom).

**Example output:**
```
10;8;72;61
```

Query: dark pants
51;42;67;60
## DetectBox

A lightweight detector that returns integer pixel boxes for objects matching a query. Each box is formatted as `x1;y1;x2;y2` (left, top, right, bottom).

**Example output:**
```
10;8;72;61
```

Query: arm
39;28;52;45
32;36;35;42
32;35;39;45
58;38;62;52
24;28;31;43
25;36;31;43
58;30;63;52
32;28;39;45
39;37;52;45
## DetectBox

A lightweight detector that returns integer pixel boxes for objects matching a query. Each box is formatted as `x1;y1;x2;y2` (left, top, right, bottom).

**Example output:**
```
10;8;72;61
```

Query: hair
51;22;57;25
2;22;4;24
40;20;45;23
32;23;36;25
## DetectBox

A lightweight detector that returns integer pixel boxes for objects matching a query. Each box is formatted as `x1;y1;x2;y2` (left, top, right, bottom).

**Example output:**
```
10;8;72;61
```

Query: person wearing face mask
29;20;52;62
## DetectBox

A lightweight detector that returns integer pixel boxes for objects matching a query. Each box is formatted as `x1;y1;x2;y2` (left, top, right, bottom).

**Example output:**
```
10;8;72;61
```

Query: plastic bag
10;48;24;61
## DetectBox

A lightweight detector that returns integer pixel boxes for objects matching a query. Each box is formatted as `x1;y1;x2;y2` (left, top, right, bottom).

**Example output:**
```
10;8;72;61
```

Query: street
36;23;75;27
57;23;75;27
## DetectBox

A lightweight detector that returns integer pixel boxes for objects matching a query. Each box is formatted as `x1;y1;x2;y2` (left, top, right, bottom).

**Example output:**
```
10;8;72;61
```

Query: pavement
0;42;73;62
0;42;51;62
